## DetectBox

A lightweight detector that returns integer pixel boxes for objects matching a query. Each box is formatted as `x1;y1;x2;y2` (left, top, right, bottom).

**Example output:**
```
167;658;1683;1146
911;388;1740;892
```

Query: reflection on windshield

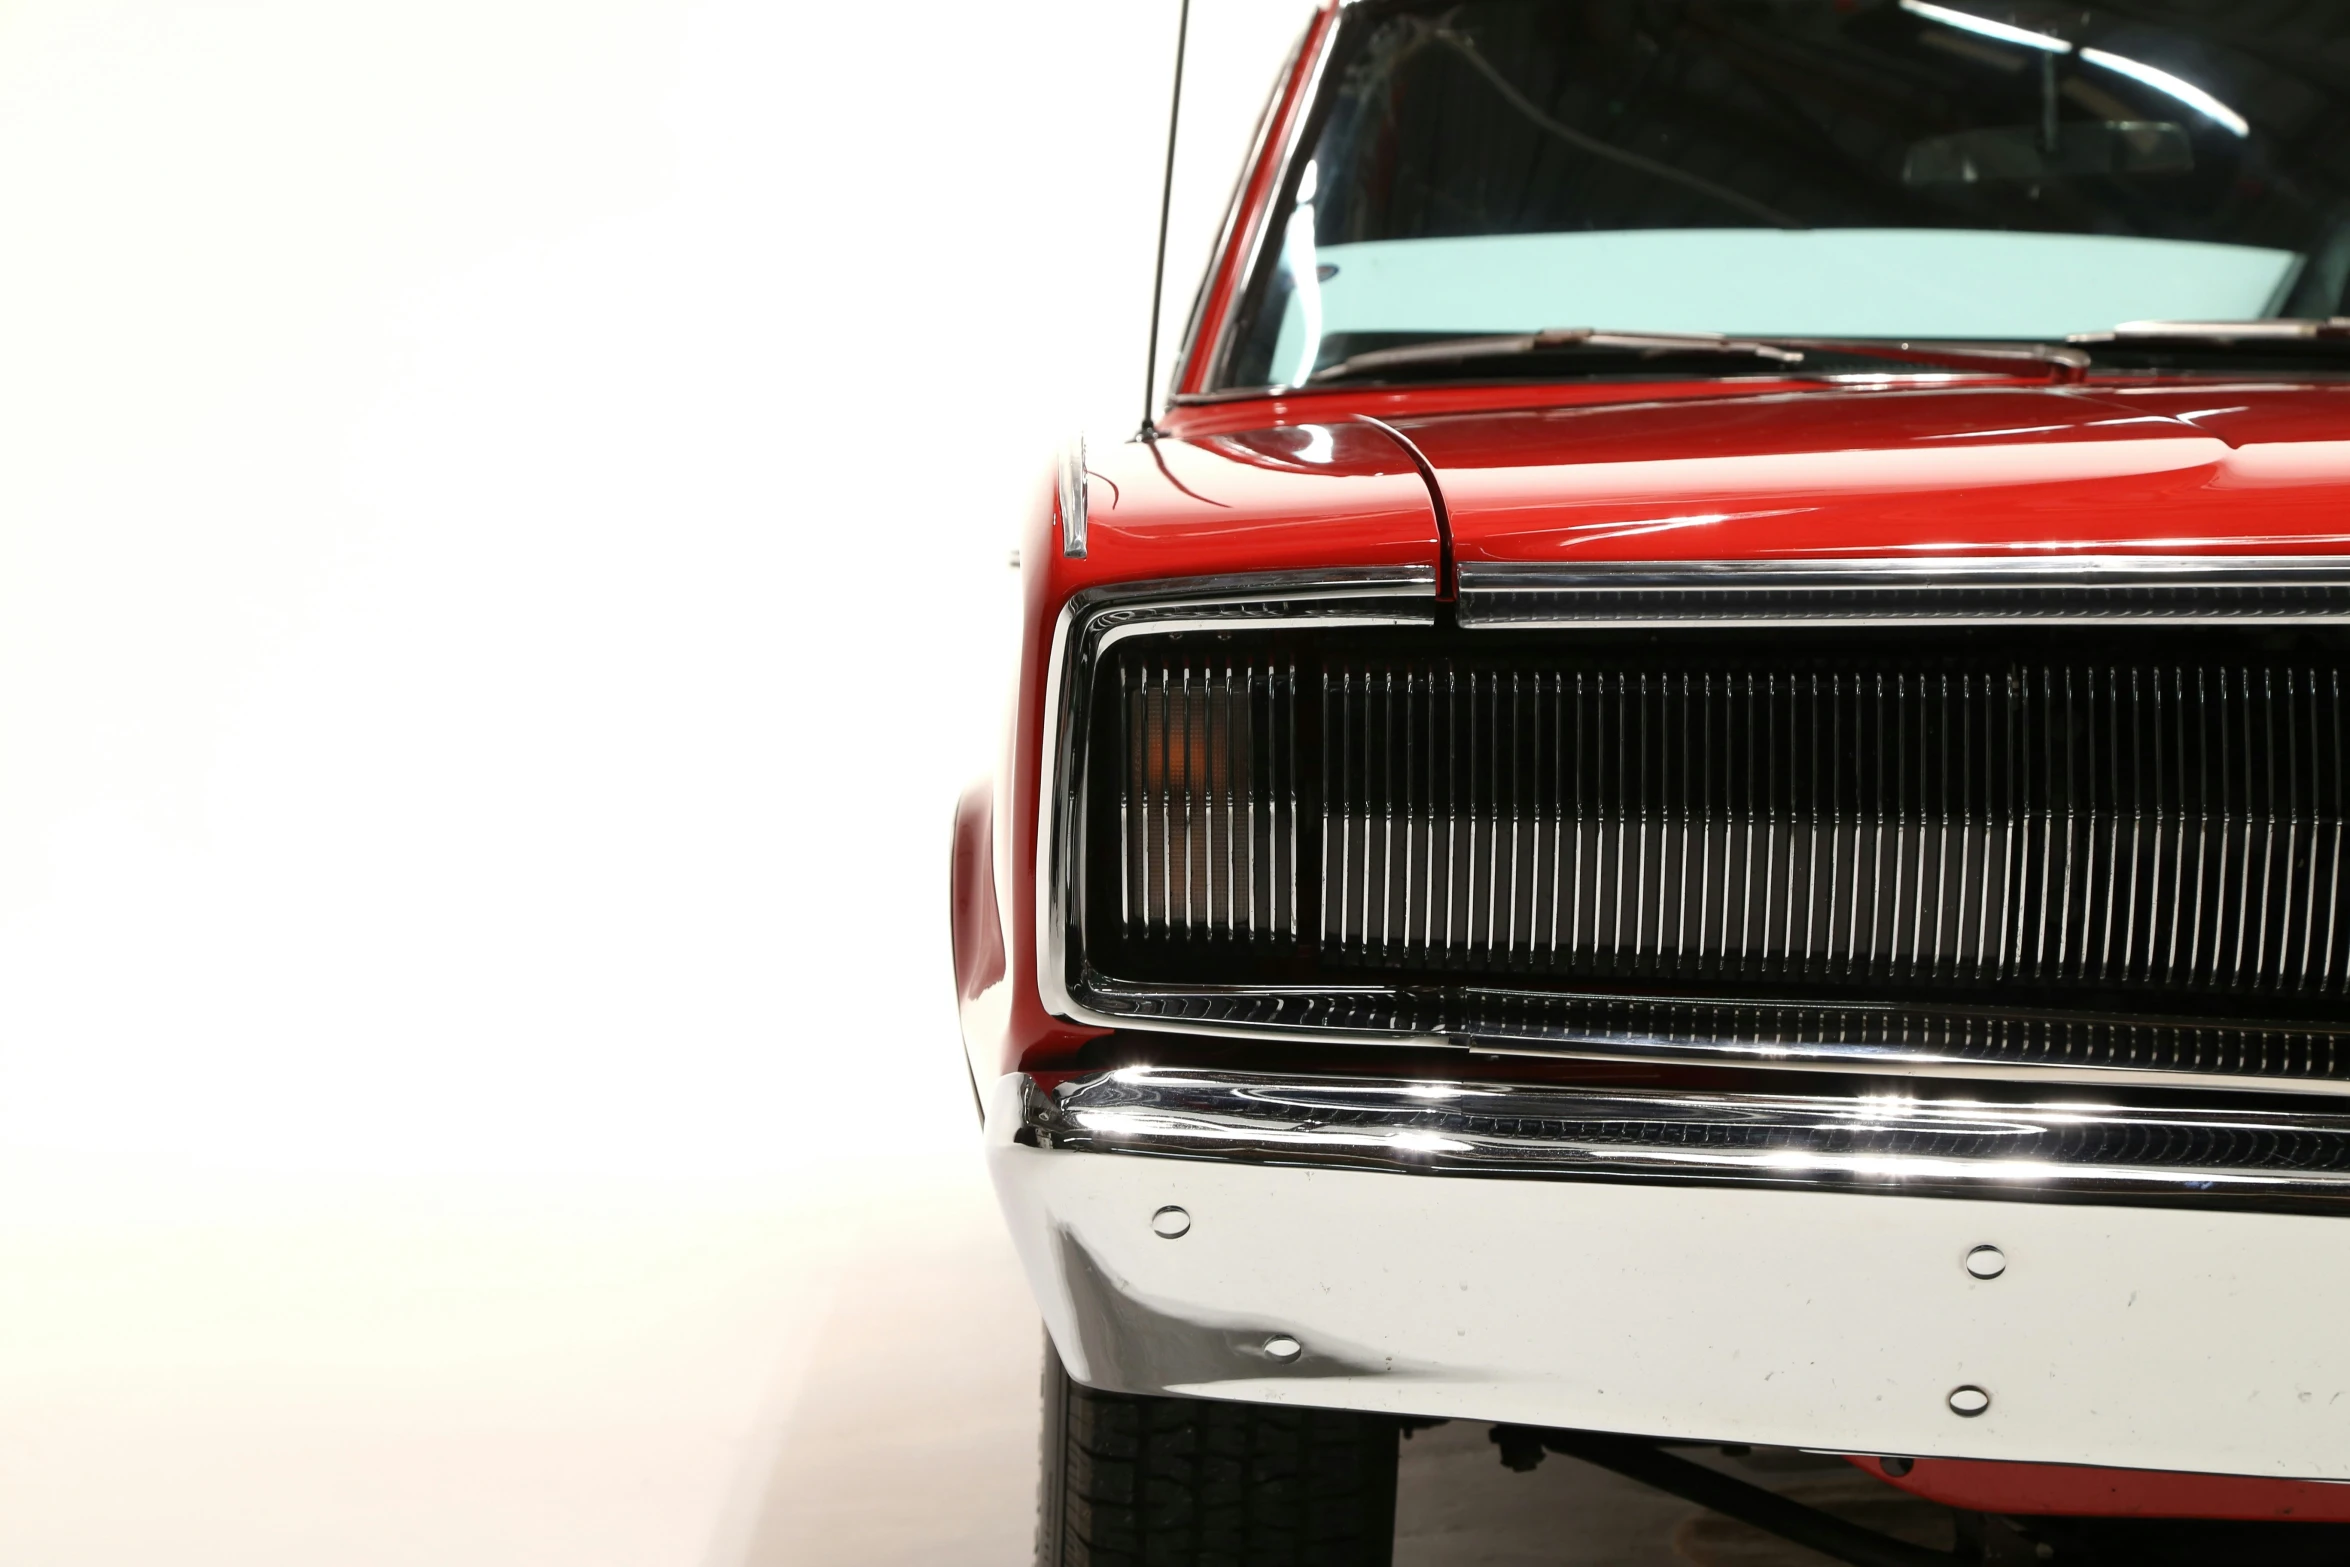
1219;1;2350;390
1276;161;1324;389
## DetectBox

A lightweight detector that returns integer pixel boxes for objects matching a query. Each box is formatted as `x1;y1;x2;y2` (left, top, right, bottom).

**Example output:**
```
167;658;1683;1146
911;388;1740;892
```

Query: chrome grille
1072;598;2350;1086
1320;661;2350;1003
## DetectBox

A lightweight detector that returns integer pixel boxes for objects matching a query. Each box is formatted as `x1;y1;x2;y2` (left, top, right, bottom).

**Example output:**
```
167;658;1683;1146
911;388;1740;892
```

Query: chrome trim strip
1023;1067;2350;1213
1075;987;2350;1099
1457;556;2350;626
1057;439;1089;559
1033;568;1439;1023
1196;9;1345;394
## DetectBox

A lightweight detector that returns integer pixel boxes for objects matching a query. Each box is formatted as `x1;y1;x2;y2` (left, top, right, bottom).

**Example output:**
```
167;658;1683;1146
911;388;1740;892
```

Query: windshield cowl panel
1157;368;2275;442
1205;1;2350;395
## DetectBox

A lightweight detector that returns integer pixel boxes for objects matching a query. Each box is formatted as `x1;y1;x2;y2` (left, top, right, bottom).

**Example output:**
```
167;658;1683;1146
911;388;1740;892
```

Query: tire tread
1038;1341;1395;1567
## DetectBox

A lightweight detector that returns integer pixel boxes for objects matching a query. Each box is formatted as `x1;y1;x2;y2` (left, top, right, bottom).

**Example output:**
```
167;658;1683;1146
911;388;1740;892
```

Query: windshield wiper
1308;328;2087;385
2071;318;2350;346
1310;329;1804;385
1791;338;2089;379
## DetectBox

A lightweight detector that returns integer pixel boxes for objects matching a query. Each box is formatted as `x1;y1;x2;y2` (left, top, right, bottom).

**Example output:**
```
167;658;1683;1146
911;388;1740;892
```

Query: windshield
1214;0;2350;389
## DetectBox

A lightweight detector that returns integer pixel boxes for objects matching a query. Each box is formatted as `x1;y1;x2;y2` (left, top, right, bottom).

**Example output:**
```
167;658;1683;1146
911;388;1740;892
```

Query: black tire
1035;1335;1398;1566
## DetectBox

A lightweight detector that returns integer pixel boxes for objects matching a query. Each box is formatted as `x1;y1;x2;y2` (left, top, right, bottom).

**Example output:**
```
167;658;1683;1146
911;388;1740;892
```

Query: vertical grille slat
2326;670;2346;988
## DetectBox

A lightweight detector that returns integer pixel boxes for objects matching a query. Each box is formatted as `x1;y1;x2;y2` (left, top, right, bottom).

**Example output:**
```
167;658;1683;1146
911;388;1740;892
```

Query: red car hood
1372;382;2350;564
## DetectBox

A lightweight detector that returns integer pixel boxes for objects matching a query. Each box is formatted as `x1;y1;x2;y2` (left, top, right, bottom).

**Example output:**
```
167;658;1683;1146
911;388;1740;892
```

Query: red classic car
954;4;2350;1562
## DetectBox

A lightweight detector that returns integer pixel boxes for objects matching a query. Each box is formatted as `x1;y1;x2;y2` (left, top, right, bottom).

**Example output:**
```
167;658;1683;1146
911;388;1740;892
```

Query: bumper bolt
1151;1206;1191;1239
1948;1385;1991;1417
1262;1334;1302;1363
1966;1245;2006;1279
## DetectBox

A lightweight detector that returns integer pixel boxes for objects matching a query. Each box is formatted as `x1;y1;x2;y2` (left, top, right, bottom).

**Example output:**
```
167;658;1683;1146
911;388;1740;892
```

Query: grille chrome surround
1457;556;2350;627
1043;563;2350;1096
1021;1067;2350;1214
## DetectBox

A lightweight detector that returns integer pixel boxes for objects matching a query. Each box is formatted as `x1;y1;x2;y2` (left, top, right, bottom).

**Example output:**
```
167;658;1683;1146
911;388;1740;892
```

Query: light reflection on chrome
1023;1067;2350;1213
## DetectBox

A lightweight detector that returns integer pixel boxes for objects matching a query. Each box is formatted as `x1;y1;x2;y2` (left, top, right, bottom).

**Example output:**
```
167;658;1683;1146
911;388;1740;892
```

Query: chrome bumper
985;1068;2350;1480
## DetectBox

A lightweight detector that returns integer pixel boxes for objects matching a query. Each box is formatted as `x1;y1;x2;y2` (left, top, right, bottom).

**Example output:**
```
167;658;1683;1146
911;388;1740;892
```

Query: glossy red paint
949;778;1003;1005
1847;1454;2350;1522
963;420;1441;1083
1375;380;2350;568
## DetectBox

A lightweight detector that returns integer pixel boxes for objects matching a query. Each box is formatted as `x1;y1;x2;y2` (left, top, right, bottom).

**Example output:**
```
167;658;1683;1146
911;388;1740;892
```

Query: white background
0;1;1302;1561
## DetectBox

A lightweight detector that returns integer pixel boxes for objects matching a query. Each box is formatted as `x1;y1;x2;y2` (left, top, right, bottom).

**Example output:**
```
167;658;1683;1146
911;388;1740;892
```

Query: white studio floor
0;1137;1957;1566
0;1149;1037;1566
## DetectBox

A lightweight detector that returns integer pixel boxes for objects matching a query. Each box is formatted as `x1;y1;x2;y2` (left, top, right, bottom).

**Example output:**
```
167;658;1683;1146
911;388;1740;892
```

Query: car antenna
1137;0;1191;443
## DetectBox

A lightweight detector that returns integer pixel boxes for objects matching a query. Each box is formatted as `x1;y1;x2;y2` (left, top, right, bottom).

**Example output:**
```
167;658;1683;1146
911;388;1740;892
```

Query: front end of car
956;3;2350;1560
996;552;2350;1479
